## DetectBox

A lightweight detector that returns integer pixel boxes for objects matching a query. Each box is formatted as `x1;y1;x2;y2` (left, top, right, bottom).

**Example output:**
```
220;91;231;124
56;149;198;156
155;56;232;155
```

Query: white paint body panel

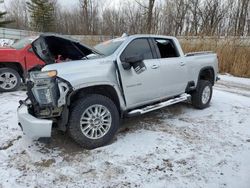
17;105;52;139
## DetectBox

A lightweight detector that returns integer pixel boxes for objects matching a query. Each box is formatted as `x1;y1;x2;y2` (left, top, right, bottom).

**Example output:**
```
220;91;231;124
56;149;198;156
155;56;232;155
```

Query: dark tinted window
154;39;179;58
120;39;153;62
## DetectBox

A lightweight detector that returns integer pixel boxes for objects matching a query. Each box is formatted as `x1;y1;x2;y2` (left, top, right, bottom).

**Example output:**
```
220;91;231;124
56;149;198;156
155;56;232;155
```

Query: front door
117;38;163;108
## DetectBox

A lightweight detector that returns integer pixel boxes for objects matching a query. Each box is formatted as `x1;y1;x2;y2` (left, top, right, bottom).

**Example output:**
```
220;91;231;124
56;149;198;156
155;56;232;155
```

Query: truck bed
185;51;214;57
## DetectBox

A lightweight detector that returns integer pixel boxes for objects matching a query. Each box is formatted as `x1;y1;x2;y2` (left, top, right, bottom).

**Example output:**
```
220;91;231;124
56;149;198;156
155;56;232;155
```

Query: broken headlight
29;70;59;106
32;84;58;106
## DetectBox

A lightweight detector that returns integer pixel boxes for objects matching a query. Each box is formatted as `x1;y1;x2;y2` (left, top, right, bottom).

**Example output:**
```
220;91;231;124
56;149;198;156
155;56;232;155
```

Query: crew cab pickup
17;34;219;149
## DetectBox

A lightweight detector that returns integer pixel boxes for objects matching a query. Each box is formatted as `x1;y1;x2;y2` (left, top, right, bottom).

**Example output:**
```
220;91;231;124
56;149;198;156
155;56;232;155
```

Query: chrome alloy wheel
80;104;112;139
0;72;18;90
201;86;211;104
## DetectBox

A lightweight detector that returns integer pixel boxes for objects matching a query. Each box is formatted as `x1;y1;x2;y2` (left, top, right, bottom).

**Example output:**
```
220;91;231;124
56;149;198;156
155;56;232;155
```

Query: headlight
30;70;57;80
32;83;59;106
29;70;59;106
33;87;53;104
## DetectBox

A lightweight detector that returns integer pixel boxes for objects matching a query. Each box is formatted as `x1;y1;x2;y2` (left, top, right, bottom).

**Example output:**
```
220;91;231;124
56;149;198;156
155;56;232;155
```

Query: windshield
11;37;36;50
94;38;126;56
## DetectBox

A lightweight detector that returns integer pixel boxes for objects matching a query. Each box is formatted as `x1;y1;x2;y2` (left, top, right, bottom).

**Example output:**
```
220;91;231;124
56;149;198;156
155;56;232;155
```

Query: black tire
191;80;213;109
68;94;120;149
0;67;21;92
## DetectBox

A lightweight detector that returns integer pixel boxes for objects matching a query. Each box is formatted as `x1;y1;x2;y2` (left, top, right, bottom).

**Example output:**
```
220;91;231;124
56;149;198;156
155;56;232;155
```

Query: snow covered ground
0;39;14;47
0;75;250;188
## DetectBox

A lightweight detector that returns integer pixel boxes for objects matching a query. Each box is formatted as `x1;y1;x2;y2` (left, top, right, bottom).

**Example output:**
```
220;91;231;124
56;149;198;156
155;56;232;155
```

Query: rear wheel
68;94;120;149
0;68;21;92
191;80;213;109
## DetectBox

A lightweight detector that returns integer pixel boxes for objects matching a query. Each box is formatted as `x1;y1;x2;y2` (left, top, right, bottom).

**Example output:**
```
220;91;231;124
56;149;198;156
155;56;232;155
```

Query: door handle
180;62;186;66
151;65;159;69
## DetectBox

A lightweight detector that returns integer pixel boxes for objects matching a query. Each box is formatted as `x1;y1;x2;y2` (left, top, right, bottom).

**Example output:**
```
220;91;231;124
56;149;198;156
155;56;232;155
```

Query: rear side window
120;39;153;62
154;39;179;58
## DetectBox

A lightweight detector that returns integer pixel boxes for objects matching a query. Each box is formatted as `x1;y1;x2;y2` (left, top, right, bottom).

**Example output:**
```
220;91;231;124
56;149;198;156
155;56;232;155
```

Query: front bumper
17;104;53;139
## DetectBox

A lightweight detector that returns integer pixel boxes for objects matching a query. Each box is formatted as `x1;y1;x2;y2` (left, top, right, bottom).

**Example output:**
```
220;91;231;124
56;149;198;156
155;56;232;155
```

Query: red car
0;36;45;92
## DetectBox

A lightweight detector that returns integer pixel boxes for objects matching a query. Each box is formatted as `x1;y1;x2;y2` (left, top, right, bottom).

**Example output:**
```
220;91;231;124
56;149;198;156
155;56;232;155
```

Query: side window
120;39;153;62
154;39;179;58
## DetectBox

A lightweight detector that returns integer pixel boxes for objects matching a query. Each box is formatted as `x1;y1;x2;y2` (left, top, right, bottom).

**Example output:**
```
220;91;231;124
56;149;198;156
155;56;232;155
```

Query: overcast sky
3;0;78;8
2;0;161;12
2;0;125;10
57;0;125;9
58;0;77;8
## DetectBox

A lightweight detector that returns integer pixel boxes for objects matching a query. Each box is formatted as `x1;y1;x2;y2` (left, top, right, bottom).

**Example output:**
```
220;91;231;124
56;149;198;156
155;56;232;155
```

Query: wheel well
199;67;215;85
70;85;121;114
0;62;24;79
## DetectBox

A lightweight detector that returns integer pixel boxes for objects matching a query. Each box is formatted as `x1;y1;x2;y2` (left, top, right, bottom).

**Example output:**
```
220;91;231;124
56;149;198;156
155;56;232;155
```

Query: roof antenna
121;33;129;37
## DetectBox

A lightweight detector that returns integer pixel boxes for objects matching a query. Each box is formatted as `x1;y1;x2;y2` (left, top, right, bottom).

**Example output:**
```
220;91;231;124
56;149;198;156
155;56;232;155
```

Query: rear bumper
17;104;52;139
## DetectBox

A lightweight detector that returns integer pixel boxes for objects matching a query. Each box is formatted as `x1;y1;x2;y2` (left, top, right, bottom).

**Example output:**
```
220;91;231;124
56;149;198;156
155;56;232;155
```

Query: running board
127;93;191;116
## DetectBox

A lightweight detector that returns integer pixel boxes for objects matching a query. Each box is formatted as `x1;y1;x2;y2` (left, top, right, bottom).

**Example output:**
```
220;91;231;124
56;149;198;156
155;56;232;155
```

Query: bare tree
4;0;28;29
80;0;90;34
198;0;228;36
78;0;100;35
173;0;189;35
2;0;250;37
235;0;250;35
189;0;201;35
135;0;156;33
147;0;156;33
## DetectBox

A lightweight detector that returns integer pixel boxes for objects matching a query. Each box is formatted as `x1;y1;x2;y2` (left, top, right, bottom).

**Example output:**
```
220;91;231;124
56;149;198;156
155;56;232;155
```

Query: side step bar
127;93;191;117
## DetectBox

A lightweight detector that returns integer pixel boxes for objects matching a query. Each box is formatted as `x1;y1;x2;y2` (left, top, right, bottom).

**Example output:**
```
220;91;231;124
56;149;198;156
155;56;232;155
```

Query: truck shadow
44;102;190;155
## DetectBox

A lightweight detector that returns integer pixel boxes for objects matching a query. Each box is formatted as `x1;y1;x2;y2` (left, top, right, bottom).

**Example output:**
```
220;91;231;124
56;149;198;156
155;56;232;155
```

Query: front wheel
68;94;120;149
191;80;213;109
0;68;21;92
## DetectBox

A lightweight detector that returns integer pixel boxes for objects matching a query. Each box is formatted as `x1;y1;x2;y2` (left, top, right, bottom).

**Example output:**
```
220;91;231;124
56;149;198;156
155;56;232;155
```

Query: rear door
151;38;187;97
117;38;163;108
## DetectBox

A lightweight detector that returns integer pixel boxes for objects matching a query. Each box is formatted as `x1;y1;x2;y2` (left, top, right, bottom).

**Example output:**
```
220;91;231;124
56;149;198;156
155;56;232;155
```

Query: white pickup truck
17;34;219;149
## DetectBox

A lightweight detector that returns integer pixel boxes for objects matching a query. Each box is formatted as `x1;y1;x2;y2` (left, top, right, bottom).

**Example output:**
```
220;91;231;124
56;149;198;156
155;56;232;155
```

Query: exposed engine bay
32;34;100;65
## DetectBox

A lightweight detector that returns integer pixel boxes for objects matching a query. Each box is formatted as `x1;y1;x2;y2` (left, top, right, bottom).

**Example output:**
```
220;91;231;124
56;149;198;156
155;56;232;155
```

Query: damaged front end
27;70;71;118
17;33;99;139
18;70;72;139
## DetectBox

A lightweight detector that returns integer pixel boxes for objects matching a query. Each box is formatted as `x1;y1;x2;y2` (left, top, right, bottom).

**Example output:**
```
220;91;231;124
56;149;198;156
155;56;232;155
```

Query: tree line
3;0;250;36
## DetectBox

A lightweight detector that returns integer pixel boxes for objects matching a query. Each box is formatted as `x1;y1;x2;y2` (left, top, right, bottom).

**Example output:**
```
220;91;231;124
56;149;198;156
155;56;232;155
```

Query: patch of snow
219;74;250;86
216;74;250;97
0;39;15;47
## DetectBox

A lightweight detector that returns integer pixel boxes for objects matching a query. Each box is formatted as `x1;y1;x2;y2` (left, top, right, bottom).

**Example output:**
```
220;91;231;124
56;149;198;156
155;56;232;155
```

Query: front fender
72;82;126;111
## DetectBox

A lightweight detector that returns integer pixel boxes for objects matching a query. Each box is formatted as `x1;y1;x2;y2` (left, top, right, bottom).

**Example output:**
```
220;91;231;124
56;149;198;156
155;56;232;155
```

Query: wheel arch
198;66;215;86
69;84;123;116
0;62;25;79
